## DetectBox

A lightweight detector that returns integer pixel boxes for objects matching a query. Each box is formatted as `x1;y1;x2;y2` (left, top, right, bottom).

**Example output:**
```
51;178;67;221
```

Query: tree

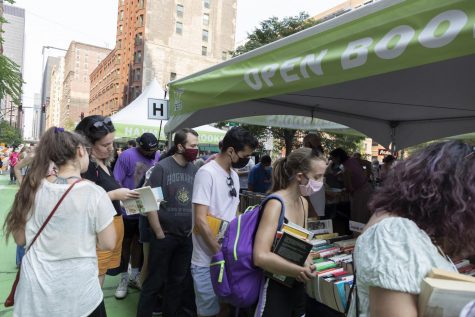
0;0;23;106
0;119;22;145
231;12;320;154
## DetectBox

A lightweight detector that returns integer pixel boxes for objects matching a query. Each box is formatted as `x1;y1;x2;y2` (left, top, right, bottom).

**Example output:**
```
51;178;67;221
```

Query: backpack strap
259;194;286;231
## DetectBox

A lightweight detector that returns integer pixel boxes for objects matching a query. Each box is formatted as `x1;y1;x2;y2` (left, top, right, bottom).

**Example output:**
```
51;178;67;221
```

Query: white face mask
299;176;324;196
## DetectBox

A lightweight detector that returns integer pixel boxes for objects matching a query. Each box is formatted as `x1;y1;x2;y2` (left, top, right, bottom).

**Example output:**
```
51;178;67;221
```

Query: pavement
0;173;139;316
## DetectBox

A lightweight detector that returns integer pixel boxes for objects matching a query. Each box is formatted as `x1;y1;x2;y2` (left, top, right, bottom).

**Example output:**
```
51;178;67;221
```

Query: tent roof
165;0;475;149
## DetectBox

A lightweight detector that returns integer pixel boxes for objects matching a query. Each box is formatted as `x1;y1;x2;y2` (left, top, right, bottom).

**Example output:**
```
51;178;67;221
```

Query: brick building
89;0;237;117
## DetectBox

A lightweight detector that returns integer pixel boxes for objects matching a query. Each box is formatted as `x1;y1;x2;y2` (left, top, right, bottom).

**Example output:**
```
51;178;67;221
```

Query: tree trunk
284;129;294;156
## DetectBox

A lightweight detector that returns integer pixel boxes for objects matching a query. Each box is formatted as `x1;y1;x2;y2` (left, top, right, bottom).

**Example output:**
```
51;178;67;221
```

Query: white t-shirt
14;180;115;317
191;160;240;266
350;217;457;317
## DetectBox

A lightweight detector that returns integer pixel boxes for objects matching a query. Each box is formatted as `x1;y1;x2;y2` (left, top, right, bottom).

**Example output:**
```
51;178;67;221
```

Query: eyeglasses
91;117;113;132
227;176;237;197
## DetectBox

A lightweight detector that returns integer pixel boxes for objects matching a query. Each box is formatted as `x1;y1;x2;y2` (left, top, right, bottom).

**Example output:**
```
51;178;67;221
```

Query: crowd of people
2;114;474;317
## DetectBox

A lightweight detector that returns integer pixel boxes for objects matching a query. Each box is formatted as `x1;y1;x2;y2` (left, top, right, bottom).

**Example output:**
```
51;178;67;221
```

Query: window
135;33;143;45
203;0;210;9
176;21;183;34
84;63;88;69
120;0;124;5
118;25;123;34
134;51;142;63
203;13;209;26
138;0;144;9
83;75;87;82
76;61;79;67
134;68;141;81
170;72;177;81
119;11;124;21
222;51;227;61
137;15;144;27
76;55;80;61
202;29;208;42
201;46;207;56
176;4;184;18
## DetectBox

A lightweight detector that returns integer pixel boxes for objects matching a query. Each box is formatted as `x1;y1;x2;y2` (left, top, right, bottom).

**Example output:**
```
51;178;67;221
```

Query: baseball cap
137;133;158;151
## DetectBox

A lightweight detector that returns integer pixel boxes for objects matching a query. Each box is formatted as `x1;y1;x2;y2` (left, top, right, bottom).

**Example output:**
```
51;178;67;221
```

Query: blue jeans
137;234;193;317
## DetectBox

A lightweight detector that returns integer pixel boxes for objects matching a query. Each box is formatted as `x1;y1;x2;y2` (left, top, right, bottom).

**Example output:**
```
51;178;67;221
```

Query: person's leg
138;215;151;285
162;236;193;316
128;219;142;289
115;217;133;299
261;279;293;317
191;264;220;317
141;242;150;285
88;300;107;317
137;234;177;317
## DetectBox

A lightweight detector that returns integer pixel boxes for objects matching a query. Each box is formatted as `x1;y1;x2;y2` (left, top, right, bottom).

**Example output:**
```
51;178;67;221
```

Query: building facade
45;57;64;130
89;0;237;117
0;4;25;129
312;0;371;21
89;49;120;116
60;41;110;128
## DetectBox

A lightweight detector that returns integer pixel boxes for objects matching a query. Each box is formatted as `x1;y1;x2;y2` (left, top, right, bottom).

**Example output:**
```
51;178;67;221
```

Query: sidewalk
0;174;139;316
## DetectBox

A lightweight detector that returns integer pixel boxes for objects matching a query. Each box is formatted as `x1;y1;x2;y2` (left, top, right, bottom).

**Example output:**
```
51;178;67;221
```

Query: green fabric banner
169;0;475;117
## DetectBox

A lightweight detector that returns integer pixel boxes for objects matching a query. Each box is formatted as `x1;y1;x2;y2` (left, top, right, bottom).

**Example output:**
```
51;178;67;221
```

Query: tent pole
389;121;399;156
158;120;163;143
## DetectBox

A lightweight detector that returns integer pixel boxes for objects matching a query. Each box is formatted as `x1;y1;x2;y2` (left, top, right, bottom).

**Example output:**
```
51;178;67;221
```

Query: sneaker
128;273;142;290
114;277;128;299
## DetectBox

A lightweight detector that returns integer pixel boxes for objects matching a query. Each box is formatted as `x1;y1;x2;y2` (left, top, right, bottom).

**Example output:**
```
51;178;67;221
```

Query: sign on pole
148;98;169;120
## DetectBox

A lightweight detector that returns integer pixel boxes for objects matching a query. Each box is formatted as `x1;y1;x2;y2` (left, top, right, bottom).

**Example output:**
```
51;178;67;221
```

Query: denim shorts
191;264;220;316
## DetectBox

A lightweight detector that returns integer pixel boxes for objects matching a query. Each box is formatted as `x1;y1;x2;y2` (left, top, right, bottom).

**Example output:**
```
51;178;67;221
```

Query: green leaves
0;120;22;145
0;55;23;106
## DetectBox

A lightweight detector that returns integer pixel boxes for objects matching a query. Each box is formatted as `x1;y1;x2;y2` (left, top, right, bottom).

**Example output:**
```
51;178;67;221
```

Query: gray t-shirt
146;156;198;237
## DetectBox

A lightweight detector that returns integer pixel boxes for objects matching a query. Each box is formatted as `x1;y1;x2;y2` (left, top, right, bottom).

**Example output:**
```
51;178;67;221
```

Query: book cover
419;276;475;317
122;186;164;215
265;231;313;288
206;215;230;244
308;219;333;235
282;222;314;240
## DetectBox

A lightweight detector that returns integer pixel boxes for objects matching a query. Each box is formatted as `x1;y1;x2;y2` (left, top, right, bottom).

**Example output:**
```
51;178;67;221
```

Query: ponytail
270;148;326;192
3;127;87;242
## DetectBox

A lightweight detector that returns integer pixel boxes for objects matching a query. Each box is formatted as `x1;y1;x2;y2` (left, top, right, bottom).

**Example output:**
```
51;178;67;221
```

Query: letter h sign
148;98;169;120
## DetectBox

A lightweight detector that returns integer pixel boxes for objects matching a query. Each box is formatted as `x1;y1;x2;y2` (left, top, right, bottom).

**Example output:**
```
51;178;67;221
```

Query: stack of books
453;258;475;277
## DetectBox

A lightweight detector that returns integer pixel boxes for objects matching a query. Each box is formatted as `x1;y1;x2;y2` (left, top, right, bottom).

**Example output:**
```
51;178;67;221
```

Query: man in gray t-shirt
137;128;199;317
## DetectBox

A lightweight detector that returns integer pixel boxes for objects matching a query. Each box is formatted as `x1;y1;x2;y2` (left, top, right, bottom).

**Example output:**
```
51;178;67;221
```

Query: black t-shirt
83;160;122;216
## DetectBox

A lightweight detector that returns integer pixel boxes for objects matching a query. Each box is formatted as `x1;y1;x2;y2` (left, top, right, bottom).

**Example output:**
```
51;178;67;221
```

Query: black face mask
231;150;250;169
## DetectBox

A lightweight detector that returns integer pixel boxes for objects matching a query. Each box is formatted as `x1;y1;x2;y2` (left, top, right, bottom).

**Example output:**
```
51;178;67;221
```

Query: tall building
45;57;64;130
39;56;60;134
312;0;372;21
60;41;110;128
89;49;120;116
31;93;41;139
89;0;237;117
0;4;25;129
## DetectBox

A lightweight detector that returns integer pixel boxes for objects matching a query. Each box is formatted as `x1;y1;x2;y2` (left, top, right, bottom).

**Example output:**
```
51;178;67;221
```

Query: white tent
111;79;225;145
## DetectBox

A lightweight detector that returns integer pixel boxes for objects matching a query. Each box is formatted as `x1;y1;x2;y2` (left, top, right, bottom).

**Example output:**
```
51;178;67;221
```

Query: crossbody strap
26;179;82;252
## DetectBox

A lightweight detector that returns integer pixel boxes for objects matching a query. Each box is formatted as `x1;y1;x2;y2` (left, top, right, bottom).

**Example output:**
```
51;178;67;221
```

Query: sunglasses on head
227;176;237;197
91;117;113;132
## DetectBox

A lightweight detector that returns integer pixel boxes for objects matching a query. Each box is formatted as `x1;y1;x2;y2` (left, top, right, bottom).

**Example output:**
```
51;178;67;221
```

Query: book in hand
265;231;313;288
205;215;230;244
282;222;314;240
419;268;475;317
122;186;165;215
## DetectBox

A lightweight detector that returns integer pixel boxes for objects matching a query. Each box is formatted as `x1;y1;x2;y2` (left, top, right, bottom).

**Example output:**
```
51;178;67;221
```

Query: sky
11;0;345;138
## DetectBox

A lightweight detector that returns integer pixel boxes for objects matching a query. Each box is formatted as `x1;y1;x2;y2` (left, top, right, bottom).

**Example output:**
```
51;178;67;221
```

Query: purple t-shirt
113;148;160;218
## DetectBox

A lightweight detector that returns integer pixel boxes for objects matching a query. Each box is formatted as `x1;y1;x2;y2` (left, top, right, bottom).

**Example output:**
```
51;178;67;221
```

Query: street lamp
39;45;67;136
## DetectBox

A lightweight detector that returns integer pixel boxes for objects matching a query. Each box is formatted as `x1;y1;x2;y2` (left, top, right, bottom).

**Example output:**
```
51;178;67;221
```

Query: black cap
137;133;158;151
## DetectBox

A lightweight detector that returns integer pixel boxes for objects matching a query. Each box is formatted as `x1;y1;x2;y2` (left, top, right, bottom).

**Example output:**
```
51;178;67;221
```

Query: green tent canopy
165;0;475;150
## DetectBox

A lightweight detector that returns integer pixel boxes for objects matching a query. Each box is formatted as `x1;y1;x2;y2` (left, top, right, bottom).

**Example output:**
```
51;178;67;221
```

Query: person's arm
13;227;26;246
247;168;255;192
369;287;418;317
253;199;315;282
108;188;140;201
112;154;128;187
145;165;165;239
194;204;220;255
97;222;116;251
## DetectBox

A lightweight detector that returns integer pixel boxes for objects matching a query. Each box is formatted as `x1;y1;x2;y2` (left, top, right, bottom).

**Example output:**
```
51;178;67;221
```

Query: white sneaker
128;273;142;290
114;277;128;299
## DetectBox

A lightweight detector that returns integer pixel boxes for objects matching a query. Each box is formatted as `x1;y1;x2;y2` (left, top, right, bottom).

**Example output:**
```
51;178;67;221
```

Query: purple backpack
210;194;285;308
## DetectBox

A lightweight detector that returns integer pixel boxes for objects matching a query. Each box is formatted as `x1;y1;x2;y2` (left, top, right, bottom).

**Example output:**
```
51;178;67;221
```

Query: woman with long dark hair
3;127;117;316
253;148;327;316
352;141;475;317
75;115;139;287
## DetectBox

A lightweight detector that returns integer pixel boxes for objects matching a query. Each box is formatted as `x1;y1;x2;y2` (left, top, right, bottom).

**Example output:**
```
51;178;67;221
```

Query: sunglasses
227;176;237;197
91;117;113;132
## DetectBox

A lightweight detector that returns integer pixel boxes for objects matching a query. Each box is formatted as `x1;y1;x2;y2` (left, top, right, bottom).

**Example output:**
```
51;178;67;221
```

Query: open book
122;186;165;215
419;268;475;317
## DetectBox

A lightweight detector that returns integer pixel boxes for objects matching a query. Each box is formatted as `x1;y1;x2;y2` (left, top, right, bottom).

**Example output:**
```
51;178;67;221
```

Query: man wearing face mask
113;132;160;299
137;128;199;317
248;154;272;194
191;127;258;317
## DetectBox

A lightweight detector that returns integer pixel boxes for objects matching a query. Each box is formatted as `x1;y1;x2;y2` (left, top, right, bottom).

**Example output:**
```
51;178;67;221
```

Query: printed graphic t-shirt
191;159;240;267
146;156;198;237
